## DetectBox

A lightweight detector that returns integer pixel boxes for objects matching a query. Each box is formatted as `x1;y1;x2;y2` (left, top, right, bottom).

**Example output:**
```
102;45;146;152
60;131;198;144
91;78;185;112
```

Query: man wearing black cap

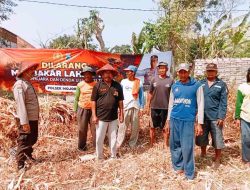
196;63;228;167
13;62;39;170
74;66;96;151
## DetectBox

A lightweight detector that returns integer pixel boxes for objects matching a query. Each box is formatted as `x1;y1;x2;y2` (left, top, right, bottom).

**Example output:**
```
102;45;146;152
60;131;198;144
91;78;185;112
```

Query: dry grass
0;89;250;190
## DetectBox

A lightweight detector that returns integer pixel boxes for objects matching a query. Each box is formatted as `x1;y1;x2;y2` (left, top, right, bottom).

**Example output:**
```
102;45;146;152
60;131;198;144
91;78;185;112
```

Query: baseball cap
206;63;218;71
124;65;138;73
157;62;168;67
81;66;96;75
177;63;189;72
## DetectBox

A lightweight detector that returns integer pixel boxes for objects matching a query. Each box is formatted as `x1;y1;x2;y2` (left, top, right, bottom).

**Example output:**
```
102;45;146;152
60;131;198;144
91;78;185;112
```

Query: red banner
0;48;142;94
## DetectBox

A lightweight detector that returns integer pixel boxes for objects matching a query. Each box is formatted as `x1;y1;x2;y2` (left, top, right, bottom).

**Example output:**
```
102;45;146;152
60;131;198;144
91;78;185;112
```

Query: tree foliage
48;34;97;50
109;44;132;54
190;11;250;59
136;0;249;63
0;0;16;23
48;10;106;50
77;10;105;51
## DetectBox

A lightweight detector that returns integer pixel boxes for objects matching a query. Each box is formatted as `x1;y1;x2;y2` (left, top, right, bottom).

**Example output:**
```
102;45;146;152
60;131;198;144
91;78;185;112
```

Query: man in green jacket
235;67;250;164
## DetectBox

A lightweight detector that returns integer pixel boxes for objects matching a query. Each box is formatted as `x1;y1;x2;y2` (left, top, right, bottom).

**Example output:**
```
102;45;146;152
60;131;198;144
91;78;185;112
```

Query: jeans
196;120;225;149
241;119;250;162
170;118;195;179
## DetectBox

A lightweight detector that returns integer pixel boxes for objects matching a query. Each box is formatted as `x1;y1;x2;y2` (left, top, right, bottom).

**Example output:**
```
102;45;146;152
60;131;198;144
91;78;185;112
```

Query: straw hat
96;64;118;76
17;62;39;77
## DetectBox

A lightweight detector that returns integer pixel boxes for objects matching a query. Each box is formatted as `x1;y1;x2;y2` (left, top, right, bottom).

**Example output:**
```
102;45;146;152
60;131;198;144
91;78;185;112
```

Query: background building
0;27;35;48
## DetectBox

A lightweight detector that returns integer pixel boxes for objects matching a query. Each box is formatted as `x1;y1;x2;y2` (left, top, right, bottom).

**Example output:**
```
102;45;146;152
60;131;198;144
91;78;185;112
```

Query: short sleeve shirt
91;80;124;122
149;76;173;109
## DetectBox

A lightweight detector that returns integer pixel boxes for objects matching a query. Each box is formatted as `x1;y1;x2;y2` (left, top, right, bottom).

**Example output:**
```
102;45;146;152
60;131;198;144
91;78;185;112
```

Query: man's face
206;70;217;79
158;65;168;76
125;70;134;79
178;70;190;82
151;57;158;69
102;70;114;82
83;72;94;83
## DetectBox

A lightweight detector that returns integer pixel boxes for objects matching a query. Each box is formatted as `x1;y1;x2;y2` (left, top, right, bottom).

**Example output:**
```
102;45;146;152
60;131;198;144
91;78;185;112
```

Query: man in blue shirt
166;63;204;180
196;63;228;166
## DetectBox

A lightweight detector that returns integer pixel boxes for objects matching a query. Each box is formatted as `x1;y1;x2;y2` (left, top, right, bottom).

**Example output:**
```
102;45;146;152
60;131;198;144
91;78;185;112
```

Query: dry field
0;90;250;190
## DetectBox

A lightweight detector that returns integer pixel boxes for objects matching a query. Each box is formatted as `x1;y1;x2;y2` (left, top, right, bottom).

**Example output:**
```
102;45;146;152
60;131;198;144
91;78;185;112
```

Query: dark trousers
16;120;38;166
77;107;96;149
150;109;168;129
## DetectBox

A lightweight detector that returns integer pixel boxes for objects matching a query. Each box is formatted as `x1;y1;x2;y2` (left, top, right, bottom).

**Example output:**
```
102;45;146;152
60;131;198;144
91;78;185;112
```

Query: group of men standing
73;61;227;180
12;60;250;181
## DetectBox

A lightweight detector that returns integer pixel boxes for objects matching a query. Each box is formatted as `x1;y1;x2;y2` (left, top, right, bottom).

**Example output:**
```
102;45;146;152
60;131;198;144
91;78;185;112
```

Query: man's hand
138;109;143;117
119;111;124;123
145;106;150;115
235;119;241;128
165;121;170;136
92;115;99;125
195;124;203;136
22;124;31;133
217;119;224;128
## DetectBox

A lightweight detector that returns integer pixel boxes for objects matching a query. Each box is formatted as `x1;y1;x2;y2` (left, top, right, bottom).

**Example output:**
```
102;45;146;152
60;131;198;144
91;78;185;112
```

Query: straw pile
0;88;250;190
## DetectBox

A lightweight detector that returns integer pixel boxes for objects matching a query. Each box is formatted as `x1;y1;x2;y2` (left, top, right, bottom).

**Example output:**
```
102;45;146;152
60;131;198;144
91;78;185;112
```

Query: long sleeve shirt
235;82;250;122
167;78;204;124
74;81;96;111
200;78;228;120
13;78;39;125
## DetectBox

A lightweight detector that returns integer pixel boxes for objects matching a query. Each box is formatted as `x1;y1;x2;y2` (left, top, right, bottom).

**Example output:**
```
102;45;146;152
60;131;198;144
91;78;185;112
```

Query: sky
1;0;160;48
2;0;249;49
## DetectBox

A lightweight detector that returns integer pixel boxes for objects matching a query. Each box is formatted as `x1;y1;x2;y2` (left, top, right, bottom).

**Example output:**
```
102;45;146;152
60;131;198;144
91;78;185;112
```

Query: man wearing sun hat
166;63;204;180
91;63;124;159
196;63;228;167
116;65;144;148
74;66;97;151
13;62;40;170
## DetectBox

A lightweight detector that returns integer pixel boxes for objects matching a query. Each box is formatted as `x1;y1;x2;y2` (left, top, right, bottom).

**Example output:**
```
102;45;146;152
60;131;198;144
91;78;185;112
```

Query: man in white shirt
117;65;144;148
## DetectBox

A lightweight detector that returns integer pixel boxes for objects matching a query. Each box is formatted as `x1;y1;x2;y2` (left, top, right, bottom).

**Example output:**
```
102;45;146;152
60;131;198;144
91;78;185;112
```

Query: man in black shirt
91;64;124;159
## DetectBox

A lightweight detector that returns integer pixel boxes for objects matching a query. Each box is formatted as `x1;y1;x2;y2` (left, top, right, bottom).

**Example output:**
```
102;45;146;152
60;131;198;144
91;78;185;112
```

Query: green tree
48;34;97;50
110;44;132;54
191;11;250;58
139;0;244;63
77;10;105;51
